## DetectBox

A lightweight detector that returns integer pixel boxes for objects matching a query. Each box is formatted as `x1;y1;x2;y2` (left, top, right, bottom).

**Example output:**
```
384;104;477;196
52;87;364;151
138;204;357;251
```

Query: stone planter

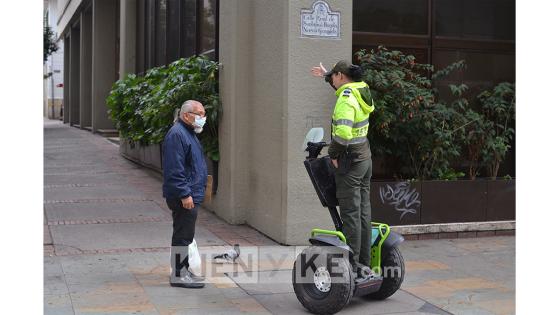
120;140;162;172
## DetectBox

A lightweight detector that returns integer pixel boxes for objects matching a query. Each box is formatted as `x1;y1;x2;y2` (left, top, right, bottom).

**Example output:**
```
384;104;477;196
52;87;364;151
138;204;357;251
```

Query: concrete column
119;0;136;78
284;0;353;244
207;0;253;226
63;36;70;123
80;10;93;129
212;0;352;244
69;25;81;126
92;0;118;133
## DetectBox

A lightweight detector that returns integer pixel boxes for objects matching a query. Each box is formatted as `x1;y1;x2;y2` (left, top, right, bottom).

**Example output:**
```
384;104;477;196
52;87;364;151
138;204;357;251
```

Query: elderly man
163;100;208;288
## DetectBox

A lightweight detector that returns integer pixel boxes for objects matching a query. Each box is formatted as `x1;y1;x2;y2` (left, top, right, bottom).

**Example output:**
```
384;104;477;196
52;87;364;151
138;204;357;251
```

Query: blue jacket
162;120;208;204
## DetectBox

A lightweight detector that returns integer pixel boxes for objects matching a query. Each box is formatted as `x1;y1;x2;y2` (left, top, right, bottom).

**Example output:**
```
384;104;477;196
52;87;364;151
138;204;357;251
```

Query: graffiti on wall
379;182;421;220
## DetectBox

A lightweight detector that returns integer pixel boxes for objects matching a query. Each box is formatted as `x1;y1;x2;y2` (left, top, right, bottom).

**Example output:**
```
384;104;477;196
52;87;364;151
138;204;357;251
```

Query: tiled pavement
44;119;515;314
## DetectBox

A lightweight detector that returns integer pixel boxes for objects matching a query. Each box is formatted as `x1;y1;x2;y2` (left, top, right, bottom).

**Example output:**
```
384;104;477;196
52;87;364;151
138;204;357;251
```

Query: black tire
364;246;405;300
292;246;354;314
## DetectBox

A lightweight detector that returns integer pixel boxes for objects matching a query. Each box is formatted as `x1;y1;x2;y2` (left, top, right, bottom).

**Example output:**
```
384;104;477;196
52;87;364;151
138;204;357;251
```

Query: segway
292;128;405;314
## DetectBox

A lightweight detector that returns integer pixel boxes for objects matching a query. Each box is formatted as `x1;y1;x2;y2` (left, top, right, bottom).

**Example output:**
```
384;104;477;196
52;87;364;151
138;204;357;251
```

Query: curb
392;220;515;240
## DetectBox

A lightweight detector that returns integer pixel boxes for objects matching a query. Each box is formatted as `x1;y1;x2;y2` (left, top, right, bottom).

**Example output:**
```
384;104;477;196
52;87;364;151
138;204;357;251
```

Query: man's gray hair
174;100;196;123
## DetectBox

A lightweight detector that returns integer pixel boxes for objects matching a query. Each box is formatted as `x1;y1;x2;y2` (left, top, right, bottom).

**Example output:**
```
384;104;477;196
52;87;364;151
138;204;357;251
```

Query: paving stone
44;256;64;276
219;287;252;299
142;282;224;298
44;173;128;186
44;275;70;295
44;294;74;315
50;221;224;252
64;271;138;285
252;290;429;315
44;200;167;222
44;224;53;245
44;185;145;202
231;270;294;295
149;293;236;310
71;291;157;315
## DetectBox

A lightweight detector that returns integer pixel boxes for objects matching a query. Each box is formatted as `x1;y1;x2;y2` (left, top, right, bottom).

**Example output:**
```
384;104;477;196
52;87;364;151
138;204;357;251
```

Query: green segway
292;128;405;314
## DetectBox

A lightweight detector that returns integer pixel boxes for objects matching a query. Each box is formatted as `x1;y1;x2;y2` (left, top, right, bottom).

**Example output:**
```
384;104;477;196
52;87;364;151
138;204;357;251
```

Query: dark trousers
166;199;199;247
334;158;373;269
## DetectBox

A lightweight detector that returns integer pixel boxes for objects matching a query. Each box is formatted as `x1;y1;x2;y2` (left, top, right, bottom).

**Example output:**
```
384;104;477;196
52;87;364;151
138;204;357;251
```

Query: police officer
311;60;375;278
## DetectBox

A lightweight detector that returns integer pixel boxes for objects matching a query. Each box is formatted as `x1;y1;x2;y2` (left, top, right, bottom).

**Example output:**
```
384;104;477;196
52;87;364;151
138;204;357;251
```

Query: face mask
193;115;206;133
194;115;206;128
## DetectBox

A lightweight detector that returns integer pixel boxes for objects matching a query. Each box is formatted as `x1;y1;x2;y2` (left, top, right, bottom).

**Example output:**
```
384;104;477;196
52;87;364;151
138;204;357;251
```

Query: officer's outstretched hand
311;62;327;77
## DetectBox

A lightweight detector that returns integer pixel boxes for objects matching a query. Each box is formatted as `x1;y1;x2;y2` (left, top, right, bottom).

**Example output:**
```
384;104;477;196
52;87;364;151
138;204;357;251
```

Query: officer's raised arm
310;62;327;78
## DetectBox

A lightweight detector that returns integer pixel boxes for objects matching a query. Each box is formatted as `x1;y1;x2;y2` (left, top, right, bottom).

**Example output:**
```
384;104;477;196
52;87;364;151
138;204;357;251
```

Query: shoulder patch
342;88;352;97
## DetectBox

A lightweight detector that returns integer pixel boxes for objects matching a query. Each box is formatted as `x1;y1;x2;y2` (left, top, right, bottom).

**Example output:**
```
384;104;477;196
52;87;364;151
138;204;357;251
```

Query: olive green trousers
334;158;372;269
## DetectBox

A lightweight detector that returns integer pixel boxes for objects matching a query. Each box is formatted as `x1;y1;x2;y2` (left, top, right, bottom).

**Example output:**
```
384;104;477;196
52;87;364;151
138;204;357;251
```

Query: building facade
55;0;515;244
44;0;65;119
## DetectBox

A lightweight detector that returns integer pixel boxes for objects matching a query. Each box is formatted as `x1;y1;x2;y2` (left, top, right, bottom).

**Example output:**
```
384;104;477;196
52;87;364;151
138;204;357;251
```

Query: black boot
356;263;373;279
170;246;205;288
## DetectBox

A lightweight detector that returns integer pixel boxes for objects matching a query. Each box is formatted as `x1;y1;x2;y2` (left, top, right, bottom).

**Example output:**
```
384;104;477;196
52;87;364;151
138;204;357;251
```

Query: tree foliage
44;13;58;62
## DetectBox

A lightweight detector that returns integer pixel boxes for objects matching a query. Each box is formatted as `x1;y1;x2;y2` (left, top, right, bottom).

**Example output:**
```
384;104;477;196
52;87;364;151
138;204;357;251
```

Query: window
198;0;217;60
435;0;515;40
433;49;515;101
181;0;197;57
166;0;181;61
353;0;429;35
155;0;167;66
136;0;218;74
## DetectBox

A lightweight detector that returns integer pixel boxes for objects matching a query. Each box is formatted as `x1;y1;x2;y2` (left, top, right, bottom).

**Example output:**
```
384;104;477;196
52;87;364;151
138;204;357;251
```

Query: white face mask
193;115;206;133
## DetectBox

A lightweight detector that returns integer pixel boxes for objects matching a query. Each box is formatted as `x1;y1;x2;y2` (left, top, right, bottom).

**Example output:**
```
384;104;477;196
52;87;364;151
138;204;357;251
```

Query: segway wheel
364;246;405;300
292;246;354;315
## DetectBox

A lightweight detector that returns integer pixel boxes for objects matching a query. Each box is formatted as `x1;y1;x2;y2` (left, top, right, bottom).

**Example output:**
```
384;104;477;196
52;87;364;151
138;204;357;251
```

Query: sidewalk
44;119;514;315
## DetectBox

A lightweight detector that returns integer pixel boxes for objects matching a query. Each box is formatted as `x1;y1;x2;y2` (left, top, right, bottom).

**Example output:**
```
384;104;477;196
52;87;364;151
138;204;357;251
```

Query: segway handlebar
305;141;329;159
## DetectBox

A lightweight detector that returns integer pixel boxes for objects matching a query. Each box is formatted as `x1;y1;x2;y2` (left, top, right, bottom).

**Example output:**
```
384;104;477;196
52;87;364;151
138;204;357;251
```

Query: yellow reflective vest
331;81;375;146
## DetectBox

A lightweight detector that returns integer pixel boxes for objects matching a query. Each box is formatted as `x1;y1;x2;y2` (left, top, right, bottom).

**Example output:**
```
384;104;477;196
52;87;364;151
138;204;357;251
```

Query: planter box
487;179;516;221
371;181;422;225
370;179;515;226
421;180;487;224
120;140;162;172
123;140;141;161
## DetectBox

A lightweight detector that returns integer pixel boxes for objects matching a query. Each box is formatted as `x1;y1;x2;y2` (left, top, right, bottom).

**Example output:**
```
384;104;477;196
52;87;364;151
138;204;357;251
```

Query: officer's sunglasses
325;73;334;85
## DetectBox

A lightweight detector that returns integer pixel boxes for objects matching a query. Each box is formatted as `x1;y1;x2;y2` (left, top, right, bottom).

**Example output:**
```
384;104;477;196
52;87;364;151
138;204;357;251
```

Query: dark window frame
135;0;219;75
352;0;515;66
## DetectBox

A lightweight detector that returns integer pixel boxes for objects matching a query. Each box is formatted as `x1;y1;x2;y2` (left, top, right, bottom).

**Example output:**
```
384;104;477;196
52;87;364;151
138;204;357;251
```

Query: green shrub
107;56;221;161
356;46;467;180
356;46;515;180
478;82;515;179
